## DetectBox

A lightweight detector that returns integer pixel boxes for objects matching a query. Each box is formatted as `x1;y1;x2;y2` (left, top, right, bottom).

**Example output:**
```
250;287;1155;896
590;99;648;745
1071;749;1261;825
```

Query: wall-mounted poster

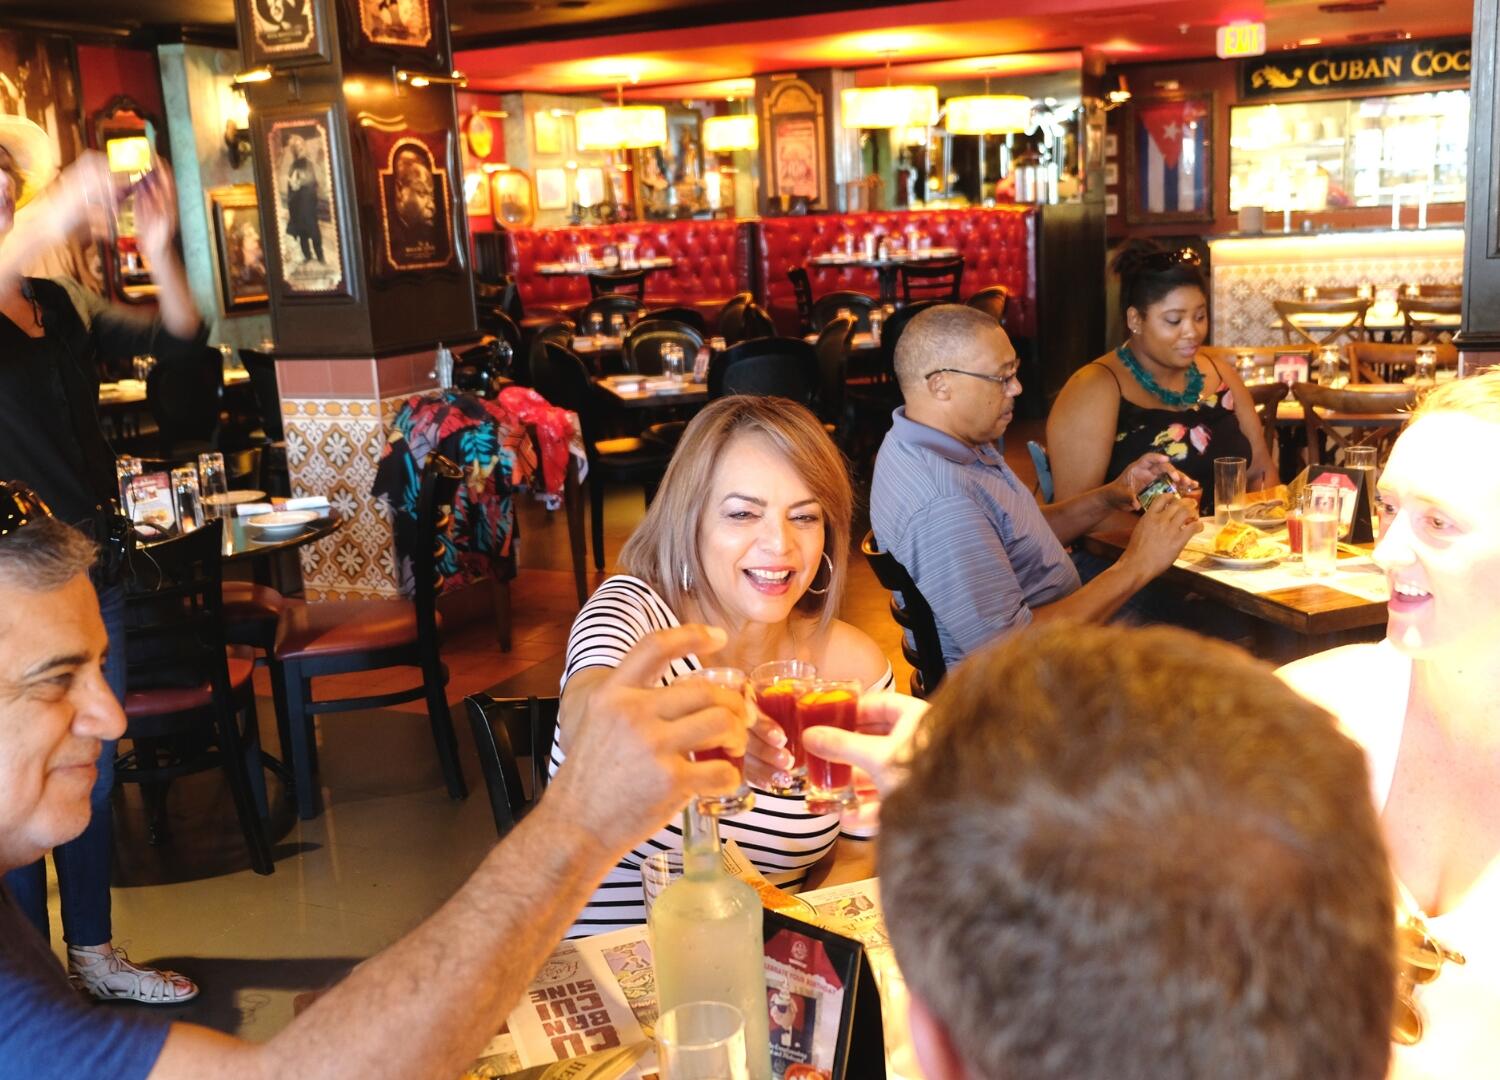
365;126;454;273
264;110;347;296
0;30;85;172
1125;94;1215;225
358;0;431;47
763;77;827;212
237;0;330;68
535;166;567;209
209;185;269;312
490;168;534;226
463;169;489;217
341;0;448;71
533;109;564;155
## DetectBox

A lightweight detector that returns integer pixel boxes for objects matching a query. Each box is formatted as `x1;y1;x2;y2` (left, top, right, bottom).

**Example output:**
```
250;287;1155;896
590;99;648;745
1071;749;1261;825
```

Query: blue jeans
3;582;125;946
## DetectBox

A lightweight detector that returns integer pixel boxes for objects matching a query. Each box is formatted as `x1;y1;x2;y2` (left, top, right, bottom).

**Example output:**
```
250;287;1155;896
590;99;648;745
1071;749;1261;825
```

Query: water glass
1213;457;1247;526
797;679;862;815
751;660;817;795
657;1002;749;1080
1302;483;1341;577
115;456;142;514
1317;346;1341;386
868;308;884;343
610;312;626;340
132;354;157;383
170;465;203;532
197;452;230;518
589;312;605;345
641;851;684;917
679;667;754;817
1414;345;1438;384
662;343;686;383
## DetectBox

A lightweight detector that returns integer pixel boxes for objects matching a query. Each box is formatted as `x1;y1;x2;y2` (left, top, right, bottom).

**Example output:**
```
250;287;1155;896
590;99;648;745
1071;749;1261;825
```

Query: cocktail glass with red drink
751;660;817;795
797;679;862;815
680;667;754;816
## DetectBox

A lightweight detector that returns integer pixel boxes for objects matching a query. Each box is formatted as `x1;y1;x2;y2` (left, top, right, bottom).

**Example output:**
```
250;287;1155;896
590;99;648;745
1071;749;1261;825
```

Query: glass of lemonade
796;679;862;815
1303;483;1341;576
679;668;753;817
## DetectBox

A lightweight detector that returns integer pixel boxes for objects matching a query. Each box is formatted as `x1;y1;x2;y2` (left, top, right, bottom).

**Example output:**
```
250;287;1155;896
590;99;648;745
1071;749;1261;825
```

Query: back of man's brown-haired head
879;623;1394;1080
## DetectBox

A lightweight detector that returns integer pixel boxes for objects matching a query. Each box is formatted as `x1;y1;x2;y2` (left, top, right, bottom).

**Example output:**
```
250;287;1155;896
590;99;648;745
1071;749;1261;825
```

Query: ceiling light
841;51;939;130
703;114;758;152
945;94;1030;135
576;83;666;150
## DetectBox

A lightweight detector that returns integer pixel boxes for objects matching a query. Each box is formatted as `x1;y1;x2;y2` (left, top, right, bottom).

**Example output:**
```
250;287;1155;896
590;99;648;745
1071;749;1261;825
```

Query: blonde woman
553;396;891;936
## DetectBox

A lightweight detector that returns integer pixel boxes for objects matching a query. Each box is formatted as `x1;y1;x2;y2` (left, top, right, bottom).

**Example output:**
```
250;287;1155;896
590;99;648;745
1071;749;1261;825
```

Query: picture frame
1124;93;1215;225
1103;161;1119;186
763;76;827;212
341;0;449;73
490;168;535;226
259;105;351;299
533;109;564;155
236;0;331;69
574;165;606;209
364;125;456;274
209;185;270;312
1274;350;1311;386
633;108;705;219
535;166;568;210
1105;193;1119;216
463;169;490;217
1104;132;1118;157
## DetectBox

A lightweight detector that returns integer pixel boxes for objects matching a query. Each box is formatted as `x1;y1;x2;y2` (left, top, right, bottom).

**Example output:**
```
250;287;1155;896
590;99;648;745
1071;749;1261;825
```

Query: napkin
234;496;329;516
234;503;274;517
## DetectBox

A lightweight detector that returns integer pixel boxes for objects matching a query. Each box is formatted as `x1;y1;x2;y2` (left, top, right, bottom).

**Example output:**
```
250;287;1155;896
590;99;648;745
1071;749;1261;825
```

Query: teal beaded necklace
1116;343;1207;408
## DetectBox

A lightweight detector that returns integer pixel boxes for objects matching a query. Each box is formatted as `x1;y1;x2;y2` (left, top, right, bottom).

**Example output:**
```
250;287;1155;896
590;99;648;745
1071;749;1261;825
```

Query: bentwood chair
238;348;289;496
1347;341;1459;384
900;257;964;305
523;319;575;383
810;291;876;334
965;285;1010;329
708;337;817;404
118;520;274;873
268;455;468;819
643;305;708;335
1274;298;1371;347
622;318;705;376
478;307;524;359
573;293;644;334
587;267;649;300
787;266;816;334
1291;382;1417;466
1397;297;1462;344
716;292;755;342
736;303;776;343
1246;381;1290;457
814;315;857;449
861;531;946;698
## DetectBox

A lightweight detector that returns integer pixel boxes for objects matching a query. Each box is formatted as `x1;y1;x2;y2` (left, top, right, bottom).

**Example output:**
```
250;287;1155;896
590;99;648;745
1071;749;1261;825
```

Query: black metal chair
709;337;817;404
587;268;649;300
900;257;964;304
523;319;575;383
644;305;708;335
814;315;856;448
145;350;224;459
965;284;1010;329
118;519;274;873
573;293;645;338
787;266;815;334
736;302;776;343
237;348;288;496
716;292;755;342
464;685;560;836
622;318;705;376
268;455;468;819
532;341;672;570
479;306;523;358
810;290;876;334
861;530;947;699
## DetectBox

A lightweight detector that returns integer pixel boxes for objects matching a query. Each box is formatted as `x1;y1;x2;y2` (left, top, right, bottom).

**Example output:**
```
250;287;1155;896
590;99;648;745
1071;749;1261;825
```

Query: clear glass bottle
649;808;771;1080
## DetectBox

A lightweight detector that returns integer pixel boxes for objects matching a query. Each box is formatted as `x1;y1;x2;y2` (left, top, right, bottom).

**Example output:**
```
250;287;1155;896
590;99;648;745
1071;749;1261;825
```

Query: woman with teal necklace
1047;241;1272;510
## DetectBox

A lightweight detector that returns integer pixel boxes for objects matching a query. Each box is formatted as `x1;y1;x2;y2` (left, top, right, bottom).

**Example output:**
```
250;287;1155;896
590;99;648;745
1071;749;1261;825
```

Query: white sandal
68;945;200;1005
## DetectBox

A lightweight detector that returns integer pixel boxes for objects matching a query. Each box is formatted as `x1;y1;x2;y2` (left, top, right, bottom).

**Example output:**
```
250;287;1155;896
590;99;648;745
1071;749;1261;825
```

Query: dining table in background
593;373;709;410
535;256;676;278
808;246;961;304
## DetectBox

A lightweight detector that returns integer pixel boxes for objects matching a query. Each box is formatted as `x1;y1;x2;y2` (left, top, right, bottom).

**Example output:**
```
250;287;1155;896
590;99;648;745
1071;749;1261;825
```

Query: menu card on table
128;472;179;539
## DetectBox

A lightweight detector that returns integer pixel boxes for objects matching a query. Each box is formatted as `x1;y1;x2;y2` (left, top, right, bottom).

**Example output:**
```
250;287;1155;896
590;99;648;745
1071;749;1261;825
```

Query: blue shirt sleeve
0;963;170;1080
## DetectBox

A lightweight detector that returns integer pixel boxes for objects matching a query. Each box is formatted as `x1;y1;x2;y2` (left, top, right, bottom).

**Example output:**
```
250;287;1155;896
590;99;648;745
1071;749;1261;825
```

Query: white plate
203;490;267;506
1243;515;1288;531
1206;541;1291;569
246;510;318;536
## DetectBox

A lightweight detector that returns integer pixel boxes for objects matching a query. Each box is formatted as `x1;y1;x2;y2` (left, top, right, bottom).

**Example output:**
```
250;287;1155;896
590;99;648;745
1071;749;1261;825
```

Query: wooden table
218;507;341;563
536;257;674;277
593;374;708;409
808;248;960;304
98;366;251;408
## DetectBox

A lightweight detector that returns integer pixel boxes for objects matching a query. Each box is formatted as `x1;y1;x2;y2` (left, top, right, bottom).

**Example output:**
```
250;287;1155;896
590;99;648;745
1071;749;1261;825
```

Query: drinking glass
1285;490;1307;557
171;465;202;532
663;343;686;383
1303;483;1341;577
679;667;754;816
1213;457;1247;527
657;1002;749;1080
797;679;862;815
115;456;141;514
610;312;626;340
751;660;817;795
589;312;605;345
1414;345;1438;384
1344;446;1379;537
835;306;852;325
1317;345;1341;386
868;308;884;344
197;452;230;519
1301;285;1318;301
641;851;684;917
132;354;157;383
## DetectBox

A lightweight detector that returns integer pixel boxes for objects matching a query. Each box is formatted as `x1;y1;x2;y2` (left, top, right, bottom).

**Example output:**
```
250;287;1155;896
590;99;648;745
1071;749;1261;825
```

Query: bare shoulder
1050;358;1122;428
820;619;891;689
1275;641;1408;735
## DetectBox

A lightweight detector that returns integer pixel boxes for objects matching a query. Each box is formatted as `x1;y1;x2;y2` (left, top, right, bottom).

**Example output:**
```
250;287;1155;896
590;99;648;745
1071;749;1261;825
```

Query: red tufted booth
754;207;1037;339
505;219;754;316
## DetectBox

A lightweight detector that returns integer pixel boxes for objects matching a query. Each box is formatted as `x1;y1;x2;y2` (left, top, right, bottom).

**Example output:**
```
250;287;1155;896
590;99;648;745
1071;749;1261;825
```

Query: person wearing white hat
0;116;206;1005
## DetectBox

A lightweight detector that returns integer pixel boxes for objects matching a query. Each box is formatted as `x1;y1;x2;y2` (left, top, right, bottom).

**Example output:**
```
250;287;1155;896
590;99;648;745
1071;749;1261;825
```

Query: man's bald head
893;304;1009;393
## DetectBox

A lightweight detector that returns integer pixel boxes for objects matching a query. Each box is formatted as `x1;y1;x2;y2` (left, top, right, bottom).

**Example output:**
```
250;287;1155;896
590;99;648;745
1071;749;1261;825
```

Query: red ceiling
457;0;1472;94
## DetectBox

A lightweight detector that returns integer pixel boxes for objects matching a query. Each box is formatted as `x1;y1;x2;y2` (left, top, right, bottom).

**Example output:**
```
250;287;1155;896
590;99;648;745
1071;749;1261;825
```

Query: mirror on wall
91;96;166;304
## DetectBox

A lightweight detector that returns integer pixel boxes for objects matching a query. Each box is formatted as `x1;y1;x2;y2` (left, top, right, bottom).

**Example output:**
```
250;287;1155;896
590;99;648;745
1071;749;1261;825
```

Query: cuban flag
1138;101;1210;214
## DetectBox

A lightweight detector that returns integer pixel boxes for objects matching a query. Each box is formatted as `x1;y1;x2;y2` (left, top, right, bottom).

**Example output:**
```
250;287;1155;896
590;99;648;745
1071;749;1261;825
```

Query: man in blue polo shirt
870;304;1201;667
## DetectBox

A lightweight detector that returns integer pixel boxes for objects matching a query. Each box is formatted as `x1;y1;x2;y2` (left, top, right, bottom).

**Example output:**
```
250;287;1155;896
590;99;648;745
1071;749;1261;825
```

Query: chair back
965;285;1009;328
787;266;815;333
463;692;560;836
1026;440;1054;504
900;257;964;304
623;319;705;376
1398;296;1462;344
1273;298;1371;347
1198;345;1309;387
810;290;876;333
736;303;776;343
716;291;755;340
861;530;946;698
814;315;856;436
146;350;224;453
1246;380;1289;449
1347;341;1459;384
533;341;603;454
709;337;817;403
574;292;644;330
475;274;523;324
587;267;648;300
411;454;464;657
643;305;707;334
878;299;939;381
238;348;283;442
523;319;575;384
1291;381;1416;465
478;307;523;356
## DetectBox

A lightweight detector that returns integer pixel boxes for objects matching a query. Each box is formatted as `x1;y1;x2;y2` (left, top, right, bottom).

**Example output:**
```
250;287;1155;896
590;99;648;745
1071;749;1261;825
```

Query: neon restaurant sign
1240;37;1470;101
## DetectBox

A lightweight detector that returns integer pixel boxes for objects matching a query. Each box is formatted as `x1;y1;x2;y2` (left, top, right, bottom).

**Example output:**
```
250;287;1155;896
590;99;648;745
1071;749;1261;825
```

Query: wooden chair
1291;382;1416;466
1347;341;1459;384
587;267;648;300
1246;381;1289;453
572;293;643;334
238;348;289;496
787;266;815;334
965;285;1010;329
1398;296;1462;344
861;530;946;698
1274;298;1371;347
899;257;964;304
643;305;708;335
268;455;468;819
1199;345;1310;387
736;303;776;343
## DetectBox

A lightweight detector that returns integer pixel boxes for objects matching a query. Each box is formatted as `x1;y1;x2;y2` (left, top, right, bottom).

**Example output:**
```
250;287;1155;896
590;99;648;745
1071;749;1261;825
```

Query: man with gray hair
0;486;751;1079
869;304;1200;667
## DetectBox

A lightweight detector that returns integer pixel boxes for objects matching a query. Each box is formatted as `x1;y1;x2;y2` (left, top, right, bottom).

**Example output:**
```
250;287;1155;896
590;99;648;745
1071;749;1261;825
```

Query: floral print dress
1103;373;1252;510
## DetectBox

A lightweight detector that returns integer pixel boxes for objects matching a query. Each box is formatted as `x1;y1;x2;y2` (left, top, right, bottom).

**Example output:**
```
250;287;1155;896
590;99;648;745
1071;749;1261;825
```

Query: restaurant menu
128;472;179;539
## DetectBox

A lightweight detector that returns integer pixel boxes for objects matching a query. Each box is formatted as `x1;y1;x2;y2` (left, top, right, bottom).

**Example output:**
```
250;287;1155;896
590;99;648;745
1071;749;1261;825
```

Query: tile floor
35;422;1044;1042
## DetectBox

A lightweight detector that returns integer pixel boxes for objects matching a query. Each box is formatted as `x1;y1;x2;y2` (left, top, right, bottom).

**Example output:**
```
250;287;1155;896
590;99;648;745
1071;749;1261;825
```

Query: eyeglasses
1392;913;1466;1046
1141;247;1202;272
0;481;53;538
923;367;1020;387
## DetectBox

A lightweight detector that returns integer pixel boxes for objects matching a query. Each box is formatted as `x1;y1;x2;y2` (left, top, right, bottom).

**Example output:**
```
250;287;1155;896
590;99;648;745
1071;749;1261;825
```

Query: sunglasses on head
0;481;53;538
1392;914;1466;1046
1142;247;1202;272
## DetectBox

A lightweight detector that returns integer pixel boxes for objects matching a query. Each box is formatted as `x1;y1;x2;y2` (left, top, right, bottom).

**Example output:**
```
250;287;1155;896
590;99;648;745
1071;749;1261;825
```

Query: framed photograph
1274;351;1311;386
574;165;605;209
463;169;489;217
0;31;85;171
763;77;827;212
209;185;269;312
1104;132;1118;158
533;109;564;155
490;168;534;226
1125;94;1214;225
1105;193;1119;216
363;125;455;273
237;0;331;68
262;107;349;298
1103;161;1119;186
341;0;449;72
536;166;567;210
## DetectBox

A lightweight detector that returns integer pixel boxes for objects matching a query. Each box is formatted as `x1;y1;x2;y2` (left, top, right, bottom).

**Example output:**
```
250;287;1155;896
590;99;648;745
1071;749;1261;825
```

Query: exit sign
1217;22;1267;58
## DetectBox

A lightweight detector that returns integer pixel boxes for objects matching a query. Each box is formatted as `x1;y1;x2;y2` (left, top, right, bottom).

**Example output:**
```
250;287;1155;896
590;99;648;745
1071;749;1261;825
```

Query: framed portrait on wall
362;124;456;274
1124;94;1215;225
463;169;490;217
762;77;827;212
341;0;449;72
490;168;534;226
209;185;269;312
535;166;567;210
237;0;331;68
261;107;349;298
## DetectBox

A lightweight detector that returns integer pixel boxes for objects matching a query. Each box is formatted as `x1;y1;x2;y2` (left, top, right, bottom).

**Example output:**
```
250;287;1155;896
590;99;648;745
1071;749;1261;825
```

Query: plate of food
1206;522;1290;568
1241;498;1288;531
246;510;318;537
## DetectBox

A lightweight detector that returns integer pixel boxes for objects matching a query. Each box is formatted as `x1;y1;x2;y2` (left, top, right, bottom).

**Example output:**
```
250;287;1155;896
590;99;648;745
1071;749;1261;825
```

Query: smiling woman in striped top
552;396;892;937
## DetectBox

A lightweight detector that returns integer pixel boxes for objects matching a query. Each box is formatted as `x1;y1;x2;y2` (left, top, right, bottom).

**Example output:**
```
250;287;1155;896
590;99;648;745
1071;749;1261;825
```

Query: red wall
76;44;165;136
457;89;508;235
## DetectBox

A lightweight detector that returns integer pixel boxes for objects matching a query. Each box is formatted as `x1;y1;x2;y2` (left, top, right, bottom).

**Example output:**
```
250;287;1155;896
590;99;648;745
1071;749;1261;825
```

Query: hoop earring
805;551;834;597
